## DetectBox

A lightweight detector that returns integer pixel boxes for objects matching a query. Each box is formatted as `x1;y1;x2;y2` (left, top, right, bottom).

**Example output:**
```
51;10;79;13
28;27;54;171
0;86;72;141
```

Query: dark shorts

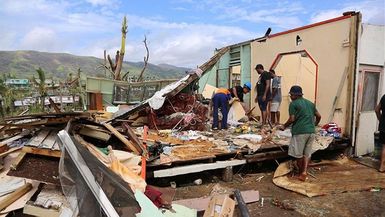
380;131;385;144
257;96;269;111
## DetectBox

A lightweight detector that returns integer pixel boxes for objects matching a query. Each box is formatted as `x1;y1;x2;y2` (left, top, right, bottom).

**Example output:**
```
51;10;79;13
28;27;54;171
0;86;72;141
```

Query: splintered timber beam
0;183;32;211
22;147;61;158
103;123;142;155
10;151;27;171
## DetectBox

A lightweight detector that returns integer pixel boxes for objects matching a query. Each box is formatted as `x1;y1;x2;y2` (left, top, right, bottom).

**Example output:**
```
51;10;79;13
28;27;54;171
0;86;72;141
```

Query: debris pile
0;58;345;216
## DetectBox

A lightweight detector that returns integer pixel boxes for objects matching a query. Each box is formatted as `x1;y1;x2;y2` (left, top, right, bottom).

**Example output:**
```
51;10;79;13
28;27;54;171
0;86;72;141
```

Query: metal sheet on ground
273;157;385;197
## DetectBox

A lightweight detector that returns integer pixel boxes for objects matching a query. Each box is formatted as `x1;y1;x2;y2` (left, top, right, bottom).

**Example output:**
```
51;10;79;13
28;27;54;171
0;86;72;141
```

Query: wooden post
222;166;233;182
141;125;148;179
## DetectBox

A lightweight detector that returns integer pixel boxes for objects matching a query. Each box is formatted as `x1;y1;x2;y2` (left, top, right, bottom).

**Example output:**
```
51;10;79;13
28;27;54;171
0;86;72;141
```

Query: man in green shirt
279;85;321;181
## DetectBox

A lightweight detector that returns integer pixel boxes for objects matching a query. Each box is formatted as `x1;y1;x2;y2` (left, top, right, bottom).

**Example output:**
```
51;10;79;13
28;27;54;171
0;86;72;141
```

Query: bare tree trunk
41;96;45;112
137;36;149;82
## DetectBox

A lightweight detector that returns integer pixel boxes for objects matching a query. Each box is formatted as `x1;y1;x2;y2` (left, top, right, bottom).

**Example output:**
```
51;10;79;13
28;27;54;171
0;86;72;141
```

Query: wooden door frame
356;65;383;113
269;50;319;103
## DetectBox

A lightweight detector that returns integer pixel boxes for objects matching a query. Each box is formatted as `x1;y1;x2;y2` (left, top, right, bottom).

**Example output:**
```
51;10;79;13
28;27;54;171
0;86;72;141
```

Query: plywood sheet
40;131;57;149
27;130;50;147
202;84;218;99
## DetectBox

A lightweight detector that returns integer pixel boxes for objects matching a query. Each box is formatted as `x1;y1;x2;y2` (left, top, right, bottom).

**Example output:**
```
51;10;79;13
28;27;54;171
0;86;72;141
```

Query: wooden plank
57;130;119;217
245;150;288;163
48;97;62;113
103;123;140;155
40;131;57;149
0;130;31;147
27;130;50;147
153;160;246;178
0;147;22;158
22;147;61;158
175;190;259;212
10;152;27;171
328;67;348;123
23;203;60;217
0;145;8;154
0;181;39;215
0;183;32;211
122;123;146;156
79;125;111;141
74;134;109;164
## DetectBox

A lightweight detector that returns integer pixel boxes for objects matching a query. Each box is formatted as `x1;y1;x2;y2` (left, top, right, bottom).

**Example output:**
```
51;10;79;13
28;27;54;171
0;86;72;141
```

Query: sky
0;0;384;67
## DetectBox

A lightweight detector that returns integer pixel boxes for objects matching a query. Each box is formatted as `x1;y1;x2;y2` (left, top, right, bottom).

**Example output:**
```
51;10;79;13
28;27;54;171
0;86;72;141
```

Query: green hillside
0;50;190;80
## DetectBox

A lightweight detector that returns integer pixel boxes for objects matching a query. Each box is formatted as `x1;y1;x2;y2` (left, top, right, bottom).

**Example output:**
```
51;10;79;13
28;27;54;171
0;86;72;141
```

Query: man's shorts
257;96;269;111
380;131;385;144
288;133;316;158
270;101;281;112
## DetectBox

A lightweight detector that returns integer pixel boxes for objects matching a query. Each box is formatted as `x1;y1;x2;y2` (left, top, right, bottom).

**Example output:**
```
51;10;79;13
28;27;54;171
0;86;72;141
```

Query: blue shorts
258;96;269;111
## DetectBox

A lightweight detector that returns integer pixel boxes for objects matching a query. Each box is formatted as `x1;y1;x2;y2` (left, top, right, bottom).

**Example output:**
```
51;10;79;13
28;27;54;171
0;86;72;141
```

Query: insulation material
108;150;147;193
273;157;385;197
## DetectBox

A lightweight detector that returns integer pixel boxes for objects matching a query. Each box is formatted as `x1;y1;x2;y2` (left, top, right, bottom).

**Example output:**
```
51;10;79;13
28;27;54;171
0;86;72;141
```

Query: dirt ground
150;159;385;217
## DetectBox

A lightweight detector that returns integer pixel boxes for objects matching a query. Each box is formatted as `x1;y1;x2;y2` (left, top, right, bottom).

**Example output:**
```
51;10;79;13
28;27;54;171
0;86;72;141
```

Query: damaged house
199;11;385;157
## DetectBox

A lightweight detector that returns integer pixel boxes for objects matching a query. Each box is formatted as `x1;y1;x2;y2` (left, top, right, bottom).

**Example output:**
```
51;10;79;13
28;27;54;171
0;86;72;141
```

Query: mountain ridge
0;50;190;80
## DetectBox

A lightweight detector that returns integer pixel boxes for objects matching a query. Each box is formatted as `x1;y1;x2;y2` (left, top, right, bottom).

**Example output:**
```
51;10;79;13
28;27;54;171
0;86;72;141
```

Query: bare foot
297;174;308;182
289;174;308;182
379;167;385;173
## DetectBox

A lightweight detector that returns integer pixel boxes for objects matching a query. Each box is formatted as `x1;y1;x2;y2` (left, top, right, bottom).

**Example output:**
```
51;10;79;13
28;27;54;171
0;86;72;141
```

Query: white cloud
311;1;385;24
82;16;257;67
20;27;62;51
178;0;305;29
85;0;110;6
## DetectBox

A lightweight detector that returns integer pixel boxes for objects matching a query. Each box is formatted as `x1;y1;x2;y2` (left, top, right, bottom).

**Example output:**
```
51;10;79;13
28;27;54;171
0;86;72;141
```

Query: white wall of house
360;23;385;95
355;23;384;156
360;24;385;66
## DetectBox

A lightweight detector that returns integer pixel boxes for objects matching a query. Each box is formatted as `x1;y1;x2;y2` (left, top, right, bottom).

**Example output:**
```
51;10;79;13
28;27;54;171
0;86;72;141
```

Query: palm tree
32;68;47;112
